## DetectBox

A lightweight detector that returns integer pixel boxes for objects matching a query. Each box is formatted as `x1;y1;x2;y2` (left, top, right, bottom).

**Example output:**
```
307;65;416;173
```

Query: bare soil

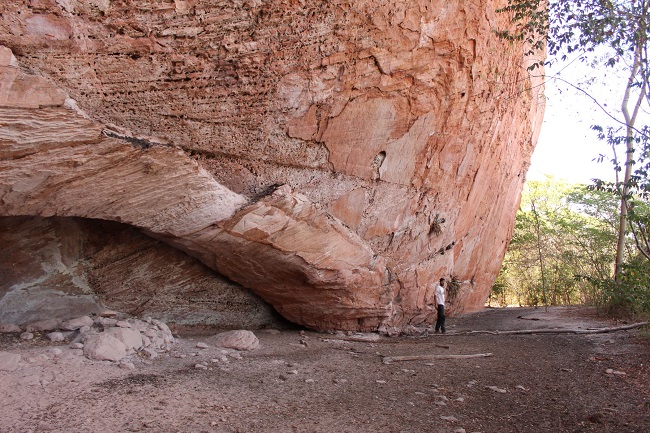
1;306;649;433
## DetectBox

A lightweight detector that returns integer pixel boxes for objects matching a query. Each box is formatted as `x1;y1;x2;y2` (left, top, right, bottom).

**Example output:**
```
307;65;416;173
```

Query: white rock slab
104;327;143;351
83;333;127;361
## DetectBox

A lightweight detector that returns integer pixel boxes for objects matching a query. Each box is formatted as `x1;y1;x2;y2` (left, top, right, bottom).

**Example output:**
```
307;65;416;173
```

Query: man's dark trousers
435;304;445;333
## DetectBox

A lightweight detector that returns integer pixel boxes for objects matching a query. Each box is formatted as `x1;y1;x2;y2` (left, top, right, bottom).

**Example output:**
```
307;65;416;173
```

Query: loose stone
83;333;127;362
485;386;507;393
211;330;259;351
47;332;65;342
60;316;94;331
104;327;143;350
0;324;21;333
98;310;119;318
48;348;63;357
142;348;158;359
0;351;21;371
96;317;118;327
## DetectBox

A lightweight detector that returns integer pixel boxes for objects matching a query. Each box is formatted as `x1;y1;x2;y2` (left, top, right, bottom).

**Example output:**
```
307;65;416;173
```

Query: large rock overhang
0;1;544;332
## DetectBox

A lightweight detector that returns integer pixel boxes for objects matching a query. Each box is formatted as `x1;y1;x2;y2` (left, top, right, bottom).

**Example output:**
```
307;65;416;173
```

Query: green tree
589;128;650;315
497;177;618;308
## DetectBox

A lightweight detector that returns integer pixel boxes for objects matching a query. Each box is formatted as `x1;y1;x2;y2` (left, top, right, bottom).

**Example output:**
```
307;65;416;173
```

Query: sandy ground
1;306;648;433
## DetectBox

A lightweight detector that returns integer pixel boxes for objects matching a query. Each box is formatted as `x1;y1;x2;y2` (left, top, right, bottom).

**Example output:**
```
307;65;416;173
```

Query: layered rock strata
0;216;283;328
0;1;544;332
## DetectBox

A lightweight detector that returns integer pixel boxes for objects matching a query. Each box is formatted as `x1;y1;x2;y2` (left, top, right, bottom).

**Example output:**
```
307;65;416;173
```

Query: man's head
439;278;445;284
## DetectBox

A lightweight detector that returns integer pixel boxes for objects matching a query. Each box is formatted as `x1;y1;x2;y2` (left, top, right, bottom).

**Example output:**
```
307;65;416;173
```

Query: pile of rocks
0;310;174;370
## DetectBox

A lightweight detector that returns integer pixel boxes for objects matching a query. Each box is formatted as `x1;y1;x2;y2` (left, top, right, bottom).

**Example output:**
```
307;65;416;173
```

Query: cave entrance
0;216;287;329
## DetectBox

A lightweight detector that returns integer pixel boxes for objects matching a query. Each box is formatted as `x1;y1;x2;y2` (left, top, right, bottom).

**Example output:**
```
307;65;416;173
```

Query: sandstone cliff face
0;1;544;332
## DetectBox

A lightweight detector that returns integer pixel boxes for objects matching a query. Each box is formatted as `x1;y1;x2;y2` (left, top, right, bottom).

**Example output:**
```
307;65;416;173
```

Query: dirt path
1;306;648;433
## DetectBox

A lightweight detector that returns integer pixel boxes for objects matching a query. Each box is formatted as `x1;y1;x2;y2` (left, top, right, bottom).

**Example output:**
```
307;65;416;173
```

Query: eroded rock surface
0;1;544;332
0;216;283;329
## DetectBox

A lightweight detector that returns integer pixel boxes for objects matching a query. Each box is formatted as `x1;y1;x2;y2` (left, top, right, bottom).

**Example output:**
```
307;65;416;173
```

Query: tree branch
456;322;648;335
382;353;493;363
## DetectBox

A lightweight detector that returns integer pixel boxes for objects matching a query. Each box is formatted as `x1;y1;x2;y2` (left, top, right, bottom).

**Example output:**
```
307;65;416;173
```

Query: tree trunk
615;44;645;279
531;202;548;308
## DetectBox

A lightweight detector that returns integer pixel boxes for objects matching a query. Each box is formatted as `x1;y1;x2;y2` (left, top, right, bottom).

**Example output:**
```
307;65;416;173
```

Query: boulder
211;330;260;351
104;327;143;351
83;333;127;362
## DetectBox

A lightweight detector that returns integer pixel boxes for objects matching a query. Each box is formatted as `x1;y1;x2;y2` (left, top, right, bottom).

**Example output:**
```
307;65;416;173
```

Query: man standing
434;278;446;334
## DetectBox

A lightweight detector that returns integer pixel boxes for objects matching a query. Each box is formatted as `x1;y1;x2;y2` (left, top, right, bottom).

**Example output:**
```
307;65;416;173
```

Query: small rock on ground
47;332;65;342
0;351;21;371
60;316;94;331
485;385;507;393
0;324;21;333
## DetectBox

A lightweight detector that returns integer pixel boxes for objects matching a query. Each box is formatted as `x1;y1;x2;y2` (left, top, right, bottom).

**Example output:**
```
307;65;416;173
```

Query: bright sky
526;54;647;185
527;82;614;185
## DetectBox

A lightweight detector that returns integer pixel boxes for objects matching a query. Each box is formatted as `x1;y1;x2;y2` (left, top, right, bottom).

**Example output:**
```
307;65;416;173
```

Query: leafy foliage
496;178;618;308
496;0;650;72
577;260;650;317
590;126;650;255
447;276;462;305
497;177;650;316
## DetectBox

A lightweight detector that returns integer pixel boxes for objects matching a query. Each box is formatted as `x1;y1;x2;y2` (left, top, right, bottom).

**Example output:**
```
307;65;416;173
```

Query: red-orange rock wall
0;0;544;331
